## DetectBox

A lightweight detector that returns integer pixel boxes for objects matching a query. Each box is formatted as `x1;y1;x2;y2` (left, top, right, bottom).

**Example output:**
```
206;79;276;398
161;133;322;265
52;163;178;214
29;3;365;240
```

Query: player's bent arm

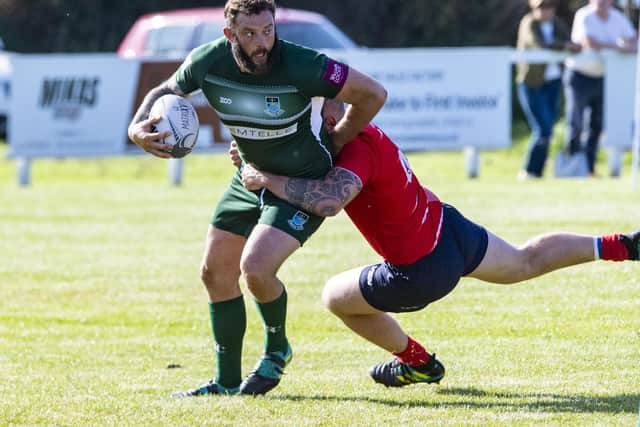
129;76;185;130
283;167;363;216
332;68;387;153
583;35;637;53
127;76;186;158
583;35;616;51
244;166;363;217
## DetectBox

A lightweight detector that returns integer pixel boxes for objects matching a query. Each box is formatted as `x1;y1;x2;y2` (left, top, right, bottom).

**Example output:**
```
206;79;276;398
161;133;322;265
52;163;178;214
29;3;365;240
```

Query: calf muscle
469;232;595;284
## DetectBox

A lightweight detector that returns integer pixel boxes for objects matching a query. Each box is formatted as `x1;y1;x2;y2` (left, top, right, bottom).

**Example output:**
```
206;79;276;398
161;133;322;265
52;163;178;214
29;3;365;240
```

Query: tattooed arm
241;164;363;217
127;76;186;159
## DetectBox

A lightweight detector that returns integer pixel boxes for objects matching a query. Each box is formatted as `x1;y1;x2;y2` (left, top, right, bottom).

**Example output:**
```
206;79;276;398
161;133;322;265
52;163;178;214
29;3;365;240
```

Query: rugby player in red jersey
237;98;640;388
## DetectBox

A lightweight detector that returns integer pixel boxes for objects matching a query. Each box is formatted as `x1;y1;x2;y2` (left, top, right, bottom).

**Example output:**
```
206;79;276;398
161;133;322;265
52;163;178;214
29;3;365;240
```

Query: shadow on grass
276;386;639;414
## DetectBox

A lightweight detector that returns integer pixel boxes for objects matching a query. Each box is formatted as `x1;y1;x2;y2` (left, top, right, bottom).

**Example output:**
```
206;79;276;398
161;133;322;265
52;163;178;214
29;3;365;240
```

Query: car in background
118;7;356;147
117;7;357;58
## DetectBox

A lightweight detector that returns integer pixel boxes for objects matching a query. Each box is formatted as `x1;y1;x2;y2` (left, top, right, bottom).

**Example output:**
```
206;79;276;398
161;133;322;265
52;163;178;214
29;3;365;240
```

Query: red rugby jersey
336;124;443;265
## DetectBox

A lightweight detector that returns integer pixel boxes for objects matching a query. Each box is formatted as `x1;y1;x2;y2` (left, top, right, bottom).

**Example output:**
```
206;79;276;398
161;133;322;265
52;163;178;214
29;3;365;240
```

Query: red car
118;7;356;58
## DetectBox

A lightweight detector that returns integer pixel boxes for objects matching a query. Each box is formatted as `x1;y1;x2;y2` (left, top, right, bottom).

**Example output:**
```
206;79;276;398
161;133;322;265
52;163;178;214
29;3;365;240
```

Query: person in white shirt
564;0;637;176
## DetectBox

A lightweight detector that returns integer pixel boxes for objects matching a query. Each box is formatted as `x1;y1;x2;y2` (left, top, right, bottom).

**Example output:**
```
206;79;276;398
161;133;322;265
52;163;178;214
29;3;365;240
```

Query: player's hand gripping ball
149;94;199;158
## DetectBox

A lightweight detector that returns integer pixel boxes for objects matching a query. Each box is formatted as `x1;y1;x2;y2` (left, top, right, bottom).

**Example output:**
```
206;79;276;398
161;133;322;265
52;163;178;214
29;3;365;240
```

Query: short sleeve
173;39;226;95
173;49;200;94
315;55;349;97
284;43;349;98
335;138;374;186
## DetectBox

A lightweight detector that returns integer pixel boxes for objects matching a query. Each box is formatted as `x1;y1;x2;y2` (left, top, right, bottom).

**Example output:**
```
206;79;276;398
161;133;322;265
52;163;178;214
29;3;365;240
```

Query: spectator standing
563;0;637;176
516;0;580;179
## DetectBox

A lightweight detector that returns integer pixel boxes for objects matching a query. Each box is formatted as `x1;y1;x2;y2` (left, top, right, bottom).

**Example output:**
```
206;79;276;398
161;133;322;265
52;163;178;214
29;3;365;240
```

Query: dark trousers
564;69;603;174
517;79;562;176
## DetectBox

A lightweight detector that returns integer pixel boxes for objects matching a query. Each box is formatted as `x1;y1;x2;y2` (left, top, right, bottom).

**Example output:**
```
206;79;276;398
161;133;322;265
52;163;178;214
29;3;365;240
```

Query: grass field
1;137;639;426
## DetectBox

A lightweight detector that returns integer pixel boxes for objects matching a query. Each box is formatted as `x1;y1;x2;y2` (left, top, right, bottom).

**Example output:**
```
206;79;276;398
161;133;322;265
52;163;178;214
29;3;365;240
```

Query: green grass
1;134;639;427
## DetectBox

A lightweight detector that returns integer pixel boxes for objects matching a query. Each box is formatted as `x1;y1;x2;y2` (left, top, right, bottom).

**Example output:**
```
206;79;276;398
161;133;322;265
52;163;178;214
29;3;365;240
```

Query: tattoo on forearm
284;168;362;216
132;81;183;124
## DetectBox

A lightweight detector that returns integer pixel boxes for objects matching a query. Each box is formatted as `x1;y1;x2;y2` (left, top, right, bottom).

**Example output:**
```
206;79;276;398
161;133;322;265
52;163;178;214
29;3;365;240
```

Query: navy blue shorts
359;204;488;313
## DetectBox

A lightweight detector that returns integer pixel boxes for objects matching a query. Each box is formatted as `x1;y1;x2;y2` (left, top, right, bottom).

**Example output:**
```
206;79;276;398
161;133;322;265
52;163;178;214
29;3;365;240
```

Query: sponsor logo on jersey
227;123;298;140
288;211;310;231
323;59;348;88
264;96;285;117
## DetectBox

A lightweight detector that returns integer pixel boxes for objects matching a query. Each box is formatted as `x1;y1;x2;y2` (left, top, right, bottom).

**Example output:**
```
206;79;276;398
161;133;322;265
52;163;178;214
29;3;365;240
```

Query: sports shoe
171;379;239;398
517;170;540;181
369;354;445;388
622;231;640;260
239;344;292;395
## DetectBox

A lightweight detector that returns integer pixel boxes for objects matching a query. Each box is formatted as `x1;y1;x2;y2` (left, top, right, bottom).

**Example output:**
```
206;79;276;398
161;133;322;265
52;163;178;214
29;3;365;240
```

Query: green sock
209;296;246;389
256;289;289;354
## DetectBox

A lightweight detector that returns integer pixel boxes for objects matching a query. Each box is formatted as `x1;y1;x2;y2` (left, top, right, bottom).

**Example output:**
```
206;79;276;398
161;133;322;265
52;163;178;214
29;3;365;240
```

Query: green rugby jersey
174;37;349;178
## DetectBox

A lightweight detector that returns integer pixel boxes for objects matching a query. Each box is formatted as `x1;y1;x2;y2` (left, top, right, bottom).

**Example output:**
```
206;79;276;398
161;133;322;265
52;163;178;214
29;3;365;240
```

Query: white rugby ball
150;94;199;158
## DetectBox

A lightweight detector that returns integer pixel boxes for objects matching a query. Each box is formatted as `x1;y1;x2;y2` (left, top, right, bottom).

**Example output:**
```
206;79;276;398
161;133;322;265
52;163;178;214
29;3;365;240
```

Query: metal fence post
168;157;184;186
17;157;31;187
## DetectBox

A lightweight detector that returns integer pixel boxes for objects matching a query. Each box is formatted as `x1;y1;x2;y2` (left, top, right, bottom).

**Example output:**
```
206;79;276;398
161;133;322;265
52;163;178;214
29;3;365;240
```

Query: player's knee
200;261;239;293
240;256;270;291
321;282;336;312
200;262;215;289
321;277;344;315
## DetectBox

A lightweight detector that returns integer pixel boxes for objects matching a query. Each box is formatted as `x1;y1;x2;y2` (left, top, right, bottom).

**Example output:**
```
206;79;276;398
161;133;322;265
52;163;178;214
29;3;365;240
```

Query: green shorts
211;170;325;245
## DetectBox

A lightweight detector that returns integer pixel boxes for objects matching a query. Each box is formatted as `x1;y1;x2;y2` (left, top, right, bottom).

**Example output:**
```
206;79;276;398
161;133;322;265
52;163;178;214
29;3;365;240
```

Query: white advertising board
604;51;637;149
334;48;512;150
8;54;139;158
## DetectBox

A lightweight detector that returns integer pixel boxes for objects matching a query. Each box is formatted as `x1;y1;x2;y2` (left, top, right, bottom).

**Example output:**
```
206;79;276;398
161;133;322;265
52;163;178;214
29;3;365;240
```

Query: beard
231;34;278;75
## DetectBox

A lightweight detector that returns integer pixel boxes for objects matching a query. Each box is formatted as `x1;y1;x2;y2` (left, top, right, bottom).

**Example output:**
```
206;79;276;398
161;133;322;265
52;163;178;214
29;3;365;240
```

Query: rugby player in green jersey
127;0;386;397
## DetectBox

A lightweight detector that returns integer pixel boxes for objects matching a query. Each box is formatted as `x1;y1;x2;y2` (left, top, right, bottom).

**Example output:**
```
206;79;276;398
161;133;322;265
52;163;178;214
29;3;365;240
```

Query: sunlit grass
1;132;639;426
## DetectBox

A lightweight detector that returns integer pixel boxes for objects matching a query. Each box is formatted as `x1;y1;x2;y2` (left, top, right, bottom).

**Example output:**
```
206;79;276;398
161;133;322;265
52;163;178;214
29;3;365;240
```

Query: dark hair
224;0;276;28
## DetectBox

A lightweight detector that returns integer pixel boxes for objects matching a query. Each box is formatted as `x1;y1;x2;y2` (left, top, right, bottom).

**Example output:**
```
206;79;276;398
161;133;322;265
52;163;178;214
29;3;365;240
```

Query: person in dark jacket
516;0;580;179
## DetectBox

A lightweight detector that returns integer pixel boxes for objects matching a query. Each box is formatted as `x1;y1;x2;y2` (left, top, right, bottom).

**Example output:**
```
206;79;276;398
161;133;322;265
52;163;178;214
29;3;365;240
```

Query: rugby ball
150;94;199;158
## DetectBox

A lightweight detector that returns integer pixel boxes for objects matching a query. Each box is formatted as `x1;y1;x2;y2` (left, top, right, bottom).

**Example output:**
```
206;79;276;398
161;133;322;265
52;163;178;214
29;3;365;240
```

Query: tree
0;0;628;53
